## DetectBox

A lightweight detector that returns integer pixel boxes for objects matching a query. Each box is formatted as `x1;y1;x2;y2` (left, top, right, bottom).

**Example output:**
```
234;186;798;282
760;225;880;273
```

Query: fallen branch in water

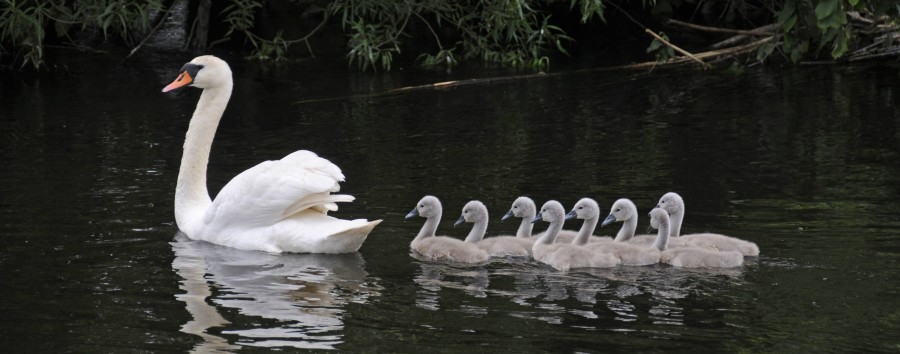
294;36;774;105
645;28;710;68
666;19;776;36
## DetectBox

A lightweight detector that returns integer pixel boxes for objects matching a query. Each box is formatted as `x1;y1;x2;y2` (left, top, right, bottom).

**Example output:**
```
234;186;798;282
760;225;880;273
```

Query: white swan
600;198;686;247
649;208;743;268
656;192;760;256
405;196;489;264
564;198;614;245
567;198;660;266
531;201;620;271
162;55;380;253
455;200;533;257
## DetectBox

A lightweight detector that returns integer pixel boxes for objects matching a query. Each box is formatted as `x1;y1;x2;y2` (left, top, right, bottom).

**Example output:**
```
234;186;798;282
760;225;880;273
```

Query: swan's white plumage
656;192;759;256
532;201;620;271
166;55;380;253
458;200;533;257
649;208;743;268
407;196;489;264
565;198;658;266
601;198;686;247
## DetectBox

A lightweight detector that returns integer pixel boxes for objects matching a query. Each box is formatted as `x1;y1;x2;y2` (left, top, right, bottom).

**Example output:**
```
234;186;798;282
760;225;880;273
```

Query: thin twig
124;6;173;61
645;29;710;68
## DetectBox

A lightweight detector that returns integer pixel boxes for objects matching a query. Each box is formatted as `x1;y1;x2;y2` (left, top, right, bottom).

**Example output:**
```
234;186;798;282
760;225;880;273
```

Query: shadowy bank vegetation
1;0;898;71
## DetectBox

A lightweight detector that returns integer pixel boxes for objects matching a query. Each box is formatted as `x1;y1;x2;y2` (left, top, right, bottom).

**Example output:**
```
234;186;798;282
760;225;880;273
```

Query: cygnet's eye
615;208;621;212
419;204;424;208
578;206;583;209
513;206;518;209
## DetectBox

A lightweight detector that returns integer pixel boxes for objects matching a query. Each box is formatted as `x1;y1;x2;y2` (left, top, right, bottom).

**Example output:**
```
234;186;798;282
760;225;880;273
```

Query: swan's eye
615;208;620;212
578;206;583;209
514;206;518;209
419;204;424;208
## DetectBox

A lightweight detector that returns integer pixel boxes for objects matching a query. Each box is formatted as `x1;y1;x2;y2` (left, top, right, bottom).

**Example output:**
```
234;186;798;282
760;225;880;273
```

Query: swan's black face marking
180;63;203;84
163;63;205;92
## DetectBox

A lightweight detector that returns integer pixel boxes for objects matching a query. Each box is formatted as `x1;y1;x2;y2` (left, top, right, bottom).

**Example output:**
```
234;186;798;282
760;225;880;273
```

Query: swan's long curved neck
175;84;233;232
653;217;670;251
571;217;598;246
516;214;534;238
536;219;562;245
415;211;441;241
669;210;684;238
465;219;487;243
613;216;637;242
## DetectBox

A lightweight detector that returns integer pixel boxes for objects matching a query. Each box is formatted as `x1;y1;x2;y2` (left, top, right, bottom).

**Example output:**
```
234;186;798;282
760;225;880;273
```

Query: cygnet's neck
653;216;670;251
571;216;598;246
613;215;638;242
516;213;534;238
175;84;232;232
415;210;442;241
669;210;684;238
536;217;563;245
465;217;487;243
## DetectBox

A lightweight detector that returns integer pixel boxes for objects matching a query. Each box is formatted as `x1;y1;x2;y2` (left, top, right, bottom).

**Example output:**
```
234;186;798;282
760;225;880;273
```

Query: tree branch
645;29;709;68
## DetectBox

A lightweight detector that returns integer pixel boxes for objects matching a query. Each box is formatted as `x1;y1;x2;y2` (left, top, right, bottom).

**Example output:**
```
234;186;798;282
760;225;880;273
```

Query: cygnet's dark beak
405;208;419;219
601;214;617;227
501;209;514;221
454;215;466;227
564;210;577;220
531;213;543;224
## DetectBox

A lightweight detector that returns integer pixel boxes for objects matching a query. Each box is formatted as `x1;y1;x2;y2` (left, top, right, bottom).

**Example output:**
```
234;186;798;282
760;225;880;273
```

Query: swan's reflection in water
172;235;381;351
411;257;746;333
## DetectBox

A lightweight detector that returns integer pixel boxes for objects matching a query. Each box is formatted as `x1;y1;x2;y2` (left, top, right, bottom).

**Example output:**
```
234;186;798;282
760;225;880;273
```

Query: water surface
1;54;899;352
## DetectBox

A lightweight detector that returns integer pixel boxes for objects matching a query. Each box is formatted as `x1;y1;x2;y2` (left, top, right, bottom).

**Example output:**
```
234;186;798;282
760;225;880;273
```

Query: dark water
1;53;899;353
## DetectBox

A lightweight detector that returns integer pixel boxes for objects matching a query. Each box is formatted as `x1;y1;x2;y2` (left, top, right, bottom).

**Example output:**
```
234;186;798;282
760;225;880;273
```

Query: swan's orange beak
162;71;193;93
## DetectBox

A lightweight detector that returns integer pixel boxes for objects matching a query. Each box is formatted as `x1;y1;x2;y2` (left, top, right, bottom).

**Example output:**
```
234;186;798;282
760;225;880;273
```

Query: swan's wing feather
205;150;352;228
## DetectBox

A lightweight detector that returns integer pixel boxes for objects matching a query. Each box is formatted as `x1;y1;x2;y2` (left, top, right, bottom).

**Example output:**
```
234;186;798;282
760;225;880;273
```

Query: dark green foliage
1;0;899;70
0;0;161;69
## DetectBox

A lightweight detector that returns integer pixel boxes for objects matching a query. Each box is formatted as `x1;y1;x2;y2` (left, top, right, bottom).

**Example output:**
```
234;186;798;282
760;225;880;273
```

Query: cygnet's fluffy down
531;200;620;271
649;208;743;268
406;196;489;264
456;200;533;257
656;192;759;256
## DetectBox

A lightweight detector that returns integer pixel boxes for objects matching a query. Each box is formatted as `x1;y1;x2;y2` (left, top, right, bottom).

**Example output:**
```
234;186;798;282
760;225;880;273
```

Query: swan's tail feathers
296;219;382;254
283;194;356;217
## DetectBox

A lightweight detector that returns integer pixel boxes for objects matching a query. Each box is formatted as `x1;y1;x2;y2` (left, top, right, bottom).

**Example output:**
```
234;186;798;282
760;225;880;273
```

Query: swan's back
660;248;743;268
477;236;534;257
412;236;490;263
533;243;620;271
586;242;660;266
680;233;760;256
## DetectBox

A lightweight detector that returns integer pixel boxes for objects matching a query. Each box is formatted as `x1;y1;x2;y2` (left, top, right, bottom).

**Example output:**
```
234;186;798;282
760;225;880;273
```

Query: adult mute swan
500;196;579;243
649;208;743;268
405;196;489;264
531;201;619;271
567;198;660;266
656;192;760;256
600;198;686;247
455;200;533;257
163;55;380;253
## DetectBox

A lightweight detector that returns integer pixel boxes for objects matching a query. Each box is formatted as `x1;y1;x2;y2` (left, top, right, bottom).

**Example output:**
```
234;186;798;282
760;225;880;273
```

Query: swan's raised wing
203;150;354;229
